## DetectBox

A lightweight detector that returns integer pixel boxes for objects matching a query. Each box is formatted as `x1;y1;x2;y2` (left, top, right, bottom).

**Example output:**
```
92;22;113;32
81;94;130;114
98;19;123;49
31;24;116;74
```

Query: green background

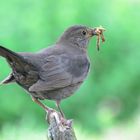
0;0;140;139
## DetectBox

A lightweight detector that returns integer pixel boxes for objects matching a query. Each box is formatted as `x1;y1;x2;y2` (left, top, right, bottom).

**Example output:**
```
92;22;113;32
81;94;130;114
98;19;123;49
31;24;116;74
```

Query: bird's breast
67;55;90;81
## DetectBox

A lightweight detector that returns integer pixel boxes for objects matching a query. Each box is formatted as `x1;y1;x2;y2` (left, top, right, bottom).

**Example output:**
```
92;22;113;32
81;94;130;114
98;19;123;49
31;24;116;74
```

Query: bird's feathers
29;54;72;91
29;53;89;92
0;25;93;101
0;73;15;85
0;46;35;72
0;46;38;89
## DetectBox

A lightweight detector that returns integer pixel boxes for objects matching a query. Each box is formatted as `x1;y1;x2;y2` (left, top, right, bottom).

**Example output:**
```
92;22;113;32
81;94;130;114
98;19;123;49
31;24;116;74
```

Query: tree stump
47;111;77;140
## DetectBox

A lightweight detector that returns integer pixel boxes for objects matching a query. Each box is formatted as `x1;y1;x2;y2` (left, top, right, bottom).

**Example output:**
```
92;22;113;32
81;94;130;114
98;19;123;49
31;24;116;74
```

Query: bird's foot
59;117;73;128
46;109;73;128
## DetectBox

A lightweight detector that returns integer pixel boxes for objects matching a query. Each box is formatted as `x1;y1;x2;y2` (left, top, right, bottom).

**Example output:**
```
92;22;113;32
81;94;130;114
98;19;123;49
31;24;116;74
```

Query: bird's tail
0;73;15;85
0;46;37;86
0;45;31;71
0;46;26;85
0;46;23;64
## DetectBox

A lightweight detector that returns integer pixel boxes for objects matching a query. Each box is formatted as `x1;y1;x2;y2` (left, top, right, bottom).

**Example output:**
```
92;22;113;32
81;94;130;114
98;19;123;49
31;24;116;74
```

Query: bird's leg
55;100;73;127
32;96;52;112
56;100;65;118
32;96;55;123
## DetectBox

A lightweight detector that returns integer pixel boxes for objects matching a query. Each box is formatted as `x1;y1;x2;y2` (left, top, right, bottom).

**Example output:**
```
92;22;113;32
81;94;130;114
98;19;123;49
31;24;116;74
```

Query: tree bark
47;111;77;140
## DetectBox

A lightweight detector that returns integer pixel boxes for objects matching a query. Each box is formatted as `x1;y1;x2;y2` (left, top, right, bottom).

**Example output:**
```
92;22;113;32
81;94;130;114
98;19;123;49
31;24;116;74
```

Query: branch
46;111;77;140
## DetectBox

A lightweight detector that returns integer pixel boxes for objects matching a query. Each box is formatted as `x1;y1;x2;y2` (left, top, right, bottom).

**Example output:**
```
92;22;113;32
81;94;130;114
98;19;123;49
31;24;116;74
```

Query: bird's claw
61;118;73;128
46;109;73;128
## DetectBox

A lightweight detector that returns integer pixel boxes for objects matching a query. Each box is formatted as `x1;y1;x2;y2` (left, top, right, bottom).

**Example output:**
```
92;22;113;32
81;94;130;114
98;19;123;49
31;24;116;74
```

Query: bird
0;25;105;118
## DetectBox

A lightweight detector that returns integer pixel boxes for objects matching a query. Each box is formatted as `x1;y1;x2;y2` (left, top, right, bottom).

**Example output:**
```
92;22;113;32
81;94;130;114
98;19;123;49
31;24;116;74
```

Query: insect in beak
92;26;106;51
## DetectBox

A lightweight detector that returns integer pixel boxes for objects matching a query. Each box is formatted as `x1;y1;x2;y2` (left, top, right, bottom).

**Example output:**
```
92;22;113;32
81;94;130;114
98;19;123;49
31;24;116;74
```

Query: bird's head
57;25;105;51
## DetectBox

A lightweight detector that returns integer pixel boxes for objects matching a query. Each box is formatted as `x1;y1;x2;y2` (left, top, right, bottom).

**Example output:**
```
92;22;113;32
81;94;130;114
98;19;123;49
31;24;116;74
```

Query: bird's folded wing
29;55;73;92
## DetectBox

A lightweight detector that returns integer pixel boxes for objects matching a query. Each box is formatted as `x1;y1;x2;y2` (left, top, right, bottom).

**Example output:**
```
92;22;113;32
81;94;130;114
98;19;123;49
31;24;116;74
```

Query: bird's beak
91;28;99;36
91;26;106;36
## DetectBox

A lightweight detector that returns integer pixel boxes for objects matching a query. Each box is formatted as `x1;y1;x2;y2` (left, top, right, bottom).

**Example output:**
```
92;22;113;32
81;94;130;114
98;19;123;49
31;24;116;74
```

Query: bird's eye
82;31;86;35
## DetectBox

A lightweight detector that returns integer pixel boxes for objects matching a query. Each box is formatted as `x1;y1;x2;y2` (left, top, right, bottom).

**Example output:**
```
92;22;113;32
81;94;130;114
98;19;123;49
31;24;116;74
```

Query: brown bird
0;25;105;117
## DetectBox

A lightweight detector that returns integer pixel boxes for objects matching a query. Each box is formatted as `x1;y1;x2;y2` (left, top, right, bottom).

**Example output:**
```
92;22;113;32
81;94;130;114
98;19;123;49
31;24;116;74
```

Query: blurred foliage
0;0;140;137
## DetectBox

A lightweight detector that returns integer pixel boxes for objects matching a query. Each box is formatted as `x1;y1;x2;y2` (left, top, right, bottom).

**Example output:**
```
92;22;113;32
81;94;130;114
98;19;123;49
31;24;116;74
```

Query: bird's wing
29;54;74;92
